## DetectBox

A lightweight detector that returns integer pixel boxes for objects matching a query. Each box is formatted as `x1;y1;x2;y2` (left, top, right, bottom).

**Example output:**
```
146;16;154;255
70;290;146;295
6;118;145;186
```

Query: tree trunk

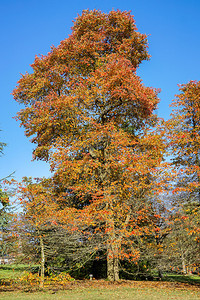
113;248;119;281
158;269;163;280
186;266;192;275
107;243;119;281
39;234;45;288
106;201;120;281
181;251;187;275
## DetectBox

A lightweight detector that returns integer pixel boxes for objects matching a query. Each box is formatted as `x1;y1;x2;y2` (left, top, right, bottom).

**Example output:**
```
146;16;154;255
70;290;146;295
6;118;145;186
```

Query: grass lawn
164;273;200;285
0;264;33;280
0;265;200;300
0;284;200;300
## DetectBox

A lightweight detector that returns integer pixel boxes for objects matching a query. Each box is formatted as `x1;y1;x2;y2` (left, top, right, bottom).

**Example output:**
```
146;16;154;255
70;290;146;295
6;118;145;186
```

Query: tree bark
113;244;119;281
106;199;120;281
107;243;119;281
181;251;187;275
158;269;163;280
39;234;45;288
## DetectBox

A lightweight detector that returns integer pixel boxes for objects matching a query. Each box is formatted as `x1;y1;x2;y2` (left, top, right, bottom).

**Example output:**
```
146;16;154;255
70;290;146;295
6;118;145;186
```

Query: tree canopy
167;80;200;204
11;10;200;282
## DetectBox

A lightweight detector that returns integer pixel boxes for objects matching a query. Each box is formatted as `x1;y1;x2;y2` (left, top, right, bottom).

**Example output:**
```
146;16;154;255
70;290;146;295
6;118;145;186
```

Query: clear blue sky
0;0;199;182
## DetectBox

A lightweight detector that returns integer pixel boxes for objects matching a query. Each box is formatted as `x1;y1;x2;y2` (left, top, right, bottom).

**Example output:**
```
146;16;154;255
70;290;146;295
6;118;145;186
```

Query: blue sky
0;0;199;182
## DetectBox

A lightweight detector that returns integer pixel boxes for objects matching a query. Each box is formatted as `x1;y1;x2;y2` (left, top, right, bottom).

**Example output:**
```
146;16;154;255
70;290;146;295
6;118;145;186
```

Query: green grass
0;286;200;300
0;266;200;300
164;273;200;285
0;264;39;282
0;264;28;280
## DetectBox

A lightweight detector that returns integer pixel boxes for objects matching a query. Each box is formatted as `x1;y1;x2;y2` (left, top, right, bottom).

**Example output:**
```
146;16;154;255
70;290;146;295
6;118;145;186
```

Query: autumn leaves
12;10;200;281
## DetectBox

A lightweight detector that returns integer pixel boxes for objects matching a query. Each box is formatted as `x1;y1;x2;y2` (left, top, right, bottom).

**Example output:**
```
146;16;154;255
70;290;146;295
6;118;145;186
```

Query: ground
0;280;200;300
0;265;200;299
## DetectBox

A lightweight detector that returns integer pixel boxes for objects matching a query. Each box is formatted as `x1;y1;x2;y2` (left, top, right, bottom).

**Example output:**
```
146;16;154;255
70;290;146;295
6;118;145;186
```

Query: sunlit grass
0;265;200;300
0;264;39;280
0;264;27;279
0;286;200;300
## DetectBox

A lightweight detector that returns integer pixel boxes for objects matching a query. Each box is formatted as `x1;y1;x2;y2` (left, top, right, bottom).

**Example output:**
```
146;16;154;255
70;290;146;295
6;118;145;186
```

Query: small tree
0;135;16;261
0;189;14;261
14;178;103;280
14;178;60;287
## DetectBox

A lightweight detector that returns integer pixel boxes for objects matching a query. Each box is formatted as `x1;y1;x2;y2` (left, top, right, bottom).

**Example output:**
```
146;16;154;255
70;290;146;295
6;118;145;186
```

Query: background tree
13;178;109;280
0;134;17;262
13;177;60;287
0;134;6;158
165;208;200;275
162;81;200;275
0;188;14;262
167;80;200;204
13;9;165;280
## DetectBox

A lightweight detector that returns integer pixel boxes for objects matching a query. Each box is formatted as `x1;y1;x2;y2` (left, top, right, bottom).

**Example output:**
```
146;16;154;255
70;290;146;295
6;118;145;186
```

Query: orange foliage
13;10;167;280
167;81;200;201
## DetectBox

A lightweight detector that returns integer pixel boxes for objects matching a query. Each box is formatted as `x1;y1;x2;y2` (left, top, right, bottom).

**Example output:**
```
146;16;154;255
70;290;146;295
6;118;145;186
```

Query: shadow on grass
0;264;39;272
164;273;200;285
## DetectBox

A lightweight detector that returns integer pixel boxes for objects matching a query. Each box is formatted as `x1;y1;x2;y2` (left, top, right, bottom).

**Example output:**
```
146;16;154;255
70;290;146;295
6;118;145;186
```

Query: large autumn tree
13;10;165;280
